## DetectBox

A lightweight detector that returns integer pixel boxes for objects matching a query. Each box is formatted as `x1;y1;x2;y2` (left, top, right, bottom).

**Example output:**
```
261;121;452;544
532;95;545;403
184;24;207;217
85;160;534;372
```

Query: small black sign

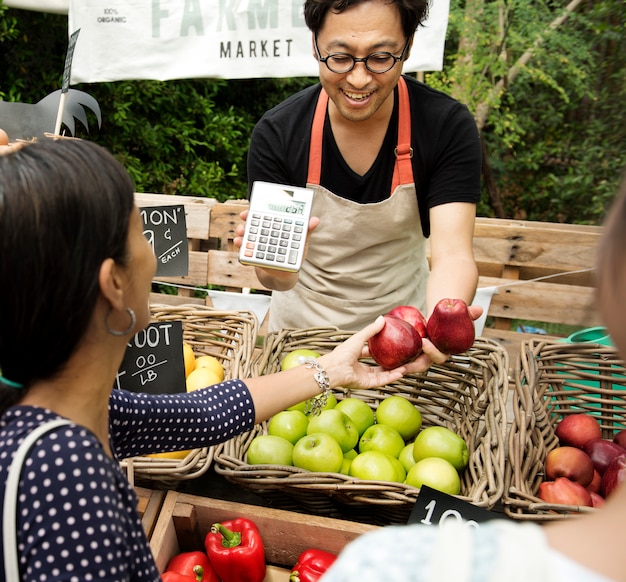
408;485;505;527
62;29;81;93
115;321;186;395
140;205;189;277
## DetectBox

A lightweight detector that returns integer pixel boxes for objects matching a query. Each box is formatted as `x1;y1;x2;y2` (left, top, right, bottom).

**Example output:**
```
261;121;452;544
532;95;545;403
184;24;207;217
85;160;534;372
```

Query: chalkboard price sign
408;485;504;527
115;320;186;395
141;205;189;277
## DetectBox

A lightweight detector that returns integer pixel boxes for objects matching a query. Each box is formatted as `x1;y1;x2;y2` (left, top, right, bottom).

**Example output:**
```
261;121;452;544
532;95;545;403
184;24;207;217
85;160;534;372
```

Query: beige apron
269;77;429;331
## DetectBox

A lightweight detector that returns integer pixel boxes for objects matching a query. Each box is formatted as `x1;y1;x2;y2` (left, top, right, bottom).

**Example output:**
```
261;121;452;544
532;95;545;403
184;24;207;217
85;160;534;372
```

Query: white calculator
239;181;315;272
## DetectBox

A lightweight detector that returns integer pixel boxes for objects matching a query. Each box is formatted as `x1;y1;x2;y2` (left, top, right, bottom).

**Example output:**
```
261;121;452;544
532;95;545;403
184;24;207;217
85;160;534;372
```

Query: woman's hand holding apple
317;316;408;391
380;303;484;374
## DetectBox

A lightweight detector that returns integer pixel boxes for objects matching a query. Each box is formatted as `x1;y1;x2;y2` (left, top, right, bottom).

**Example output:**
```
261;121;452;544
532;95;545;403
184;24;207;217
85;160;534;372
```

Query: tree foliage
1;1;624;221
427;0;626;223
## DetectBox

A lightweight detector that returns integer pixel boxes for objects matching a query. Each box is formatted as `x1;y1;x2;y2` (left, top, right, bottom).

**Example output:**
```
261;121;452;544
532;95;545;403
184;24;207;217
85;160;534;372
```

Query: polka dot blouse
0;380;255;581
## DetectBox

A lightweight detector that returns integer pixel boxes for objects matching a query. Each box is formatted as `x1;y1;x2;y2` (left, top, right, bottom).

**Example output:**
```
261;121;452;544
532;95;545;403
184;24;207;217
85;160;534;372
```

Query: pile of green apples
245;349;469;496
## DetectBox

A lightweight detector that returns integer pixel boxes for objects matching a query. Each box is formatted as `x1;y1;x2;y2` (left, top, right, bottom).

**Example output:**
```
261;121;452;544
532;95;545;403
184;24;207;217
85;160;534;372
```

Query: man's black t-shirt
247;75;482;237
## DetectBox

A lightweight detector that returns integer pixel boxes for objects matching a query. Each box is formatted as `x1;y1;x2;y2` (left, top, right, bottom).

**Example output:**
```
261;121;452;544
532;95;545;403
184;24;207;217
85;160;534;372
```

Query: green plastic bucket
565;326;613;347
558;327;625;422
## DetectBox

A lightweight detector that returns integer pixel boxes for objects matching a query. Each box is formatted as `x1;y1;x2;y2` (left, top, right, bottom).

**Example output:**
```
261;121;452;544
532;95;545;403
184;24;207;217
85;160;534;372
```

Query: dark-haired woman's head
0;139;137;402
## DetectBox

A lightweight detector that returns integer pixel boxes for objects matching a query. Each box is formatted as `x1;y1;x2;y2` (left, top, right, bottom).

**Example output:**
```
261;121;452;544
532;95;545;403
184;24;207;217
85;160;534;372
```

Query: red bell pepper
162;550;219;582
289;549;337;582
204;518;266;582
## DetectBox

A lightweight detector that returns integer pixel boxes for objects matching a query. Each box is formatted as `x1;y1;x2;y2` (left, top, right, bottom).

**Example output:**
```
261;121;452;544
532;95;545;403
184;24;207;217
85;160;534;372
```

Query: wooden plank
149;292;207;306
135;193;215;240
474;216;603;238
473;236;598;275
208;249;269;290
134;487;166;538
478;277;601;328
208;201;249;250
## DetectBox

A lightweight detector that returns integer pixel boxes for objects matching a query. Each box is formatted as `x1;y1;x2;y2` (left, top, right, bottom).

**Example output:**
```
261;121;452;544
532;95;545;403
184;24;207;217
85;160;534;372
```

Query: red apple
589;491;605;508
538;477;593;507
386;305;428;338
582;438;626;475
555;413;602;449
544;446;594;487
601;453;626;498
613;429;626;449
368;315;423;370
587;469;602;494
426;298;475;355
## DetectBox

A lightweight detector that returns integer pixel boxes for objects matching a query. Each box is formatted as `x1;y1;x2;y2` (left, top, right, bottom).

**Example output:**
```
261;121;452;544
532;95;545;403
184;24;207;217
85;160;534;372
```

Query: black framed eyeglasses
314;35;410;74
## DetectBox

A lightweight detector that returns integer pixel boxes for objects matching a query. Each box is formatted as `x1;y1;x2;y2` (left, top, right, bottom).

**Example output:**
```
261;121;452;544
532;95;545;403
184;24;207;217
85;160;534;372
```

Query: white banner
65;0;449;83
4;0;69;13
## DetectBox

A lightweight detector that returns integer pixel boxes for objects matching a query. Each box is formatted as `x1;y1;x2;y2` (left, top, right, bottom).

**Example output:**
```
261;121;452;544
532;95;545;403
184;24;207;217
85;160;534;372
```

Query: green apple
246;434;294;466
280;349;321;371
359;424;405;459
340;448;358;475
376;395;422;441
290;392;338;414
306;409;359;453
335;398;375;436
412;426;469;471
398;443;417;473
349;451;400;482
292;432;344;473
268;409;309;445
389;455;407;482
287;400;307;413
405;457;461;495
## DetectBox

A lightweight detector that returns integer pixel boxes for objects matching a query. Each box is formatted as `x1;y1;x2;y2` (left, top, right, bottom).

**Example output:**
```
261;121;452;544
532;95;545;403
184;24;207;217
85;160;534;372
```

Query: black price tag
141;205;189;277
115;321;186;395
408;485;505;527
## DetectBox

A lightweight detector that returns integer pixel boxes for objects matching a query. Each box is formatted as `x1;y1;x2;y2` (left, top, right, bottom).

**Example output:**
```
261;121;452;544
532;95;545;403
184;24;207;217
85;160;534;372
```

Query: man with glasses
243;0;482;370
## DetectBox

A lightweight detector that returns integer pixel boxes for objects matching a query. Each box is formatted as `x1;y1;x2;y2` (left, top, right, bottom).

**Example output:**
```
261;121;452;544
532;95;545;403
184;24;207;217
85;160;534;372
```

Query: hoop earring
106;307;136;336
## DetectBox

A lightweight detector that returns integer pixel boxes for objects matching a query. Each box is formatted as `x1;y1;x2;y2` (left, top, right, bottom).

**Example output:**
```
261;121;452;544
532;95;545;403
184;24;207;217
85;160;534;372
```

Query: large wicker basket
504;339;626;521
214;327;509;525
121;304;258;487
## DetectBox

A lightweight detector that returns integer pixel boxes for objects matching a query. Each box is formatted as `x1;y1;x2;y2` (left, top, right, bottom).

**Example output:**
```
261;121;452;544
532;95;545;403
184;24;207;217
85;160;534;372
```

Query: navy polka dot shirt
0;381;255;581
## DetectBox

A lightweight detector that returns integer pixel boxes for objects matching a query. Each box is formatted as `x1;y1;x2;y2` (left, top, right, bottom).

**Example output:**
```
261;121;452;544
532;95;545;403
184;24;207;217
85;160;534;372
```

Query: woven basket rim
214;331;510;520
122;303;258;484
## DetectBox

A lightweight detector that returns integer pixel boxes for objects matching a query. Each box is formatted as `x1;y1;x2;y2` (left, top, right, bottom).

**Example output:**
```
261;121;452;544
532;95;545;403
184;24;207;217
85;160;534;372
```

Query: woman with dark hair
0;138;408;581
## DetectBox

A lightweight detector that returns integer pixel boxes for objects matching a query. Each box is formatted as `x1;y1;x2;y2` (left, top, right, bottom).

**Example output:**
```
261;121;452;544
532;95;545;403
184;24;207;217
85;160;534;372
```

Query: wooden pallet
136;193;603;360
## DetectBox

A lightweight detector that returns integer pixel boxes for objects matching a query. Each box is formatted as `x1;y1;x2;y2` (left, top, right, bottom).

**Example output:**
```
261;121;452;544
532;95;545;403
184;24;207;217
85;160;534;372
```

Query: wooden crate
149;491;377;581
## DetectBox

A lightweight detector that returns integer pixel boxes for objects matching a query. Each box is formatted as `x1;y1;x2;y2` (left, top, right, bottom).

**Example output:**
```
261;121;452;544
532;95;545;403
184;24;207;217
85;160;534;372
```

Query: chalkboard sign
408;485;505;527
140;205;189;277
115;321;186;395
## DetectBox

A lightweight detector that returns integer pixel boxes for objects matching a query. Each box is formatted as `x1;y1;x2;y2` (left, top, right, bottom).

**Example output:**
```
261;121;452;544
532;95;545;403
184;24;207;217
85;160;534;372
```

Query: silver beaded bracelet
301;357;330;416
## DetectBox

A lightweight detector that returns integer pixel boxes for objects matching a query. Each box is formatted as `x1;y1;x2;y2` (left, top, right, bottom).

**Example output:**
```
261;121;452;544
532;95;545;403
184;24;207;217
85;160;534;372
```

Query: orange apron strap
391;76;413;192
308;77;413;191
307;88;328;185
